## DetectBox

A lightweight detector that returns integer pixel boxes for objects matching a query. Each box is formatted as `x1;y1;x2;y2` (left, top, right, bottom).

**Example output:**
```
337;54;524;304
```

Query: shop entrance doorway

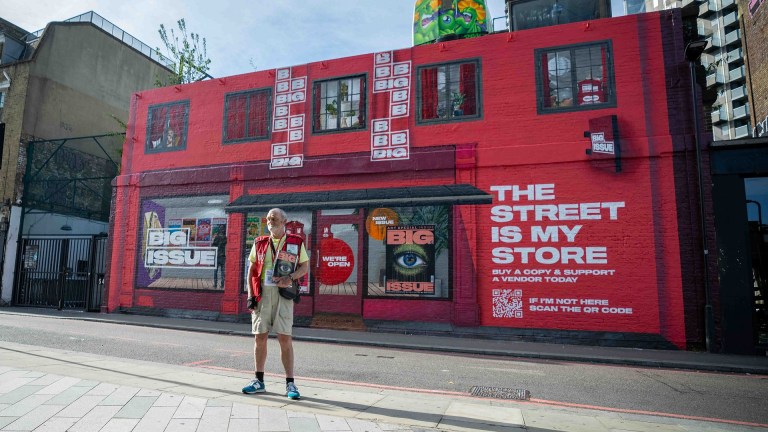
312;210;364;315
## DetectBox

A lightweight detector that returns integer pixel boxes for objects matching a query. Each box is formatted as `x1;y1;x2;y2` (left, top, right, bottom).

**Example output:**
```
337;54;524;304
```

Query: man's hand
274;275;293;288
247;296;258;310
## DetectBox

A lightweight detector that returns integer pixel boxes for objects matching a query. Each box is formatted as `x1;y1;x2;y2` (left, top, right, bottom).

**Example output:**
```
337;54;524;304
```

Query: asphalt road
0;314;766;425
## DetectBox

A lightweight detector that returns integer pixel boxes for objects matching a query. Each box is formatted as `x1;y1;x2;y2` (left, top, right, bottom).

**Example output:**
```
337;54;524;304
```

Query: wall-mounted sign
316;237;354;285
144;228;217;269
385;225;435;295
586;114;621;172
371;51;411;162
366;208;399;240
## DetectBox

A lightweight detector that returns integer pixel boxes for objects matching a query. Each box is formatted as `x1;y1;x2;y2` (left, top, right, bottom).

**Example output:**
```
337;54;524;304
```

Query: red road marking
183;359;213;366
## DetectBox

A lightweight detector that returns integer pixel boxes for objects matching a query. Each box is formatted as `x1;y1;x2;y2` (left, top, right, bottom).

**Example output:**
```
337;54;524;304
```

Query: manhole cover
469;386;531;400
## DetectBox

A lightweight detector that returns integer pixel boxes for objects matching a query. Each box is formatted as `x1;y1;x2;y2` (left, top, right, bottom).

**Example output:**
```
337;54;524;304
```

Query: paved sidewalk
1;341;766;432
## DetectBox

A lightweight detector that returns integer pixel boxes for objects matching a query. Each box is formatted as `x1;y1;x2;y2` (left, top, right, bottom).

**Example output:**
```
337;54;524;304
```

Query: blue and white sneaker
286;382;300;400
242;379;265;394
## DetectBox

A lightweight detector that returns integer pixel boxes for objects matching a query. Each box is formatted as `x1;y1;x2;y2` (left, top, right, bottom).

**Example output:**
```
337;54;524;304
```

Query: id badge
263;269;277;287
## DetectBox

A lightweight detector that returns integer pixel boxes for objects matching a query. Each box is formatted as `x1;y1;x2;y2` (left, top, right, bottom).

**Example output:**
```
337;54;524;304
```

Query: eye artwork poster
385;225;435;295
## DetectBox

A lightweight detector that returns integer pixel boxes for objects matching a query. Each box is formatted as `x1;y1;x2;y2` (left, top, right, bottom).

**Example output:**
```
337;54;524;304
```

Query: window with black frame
223;88;271;143
146;101;189;153
536;41;615;113
365;206;451;299
418;60;480;123
313;76;365;132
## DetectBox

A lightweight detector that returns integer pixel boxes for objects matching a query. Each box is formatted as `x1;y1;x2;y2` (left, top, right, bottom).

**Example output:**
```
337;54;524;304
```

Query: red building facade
107;10;710;350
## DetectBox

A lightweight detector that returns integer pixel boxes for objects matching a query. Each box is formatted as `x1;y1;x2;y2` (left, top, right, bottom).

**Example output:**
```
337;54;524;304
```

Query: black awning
225;184;492;213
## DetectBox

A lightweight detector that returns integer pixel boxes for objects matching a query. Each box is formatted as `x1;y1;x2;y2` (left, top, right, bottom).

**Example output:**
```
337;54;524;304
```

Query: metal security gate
14;235;108;311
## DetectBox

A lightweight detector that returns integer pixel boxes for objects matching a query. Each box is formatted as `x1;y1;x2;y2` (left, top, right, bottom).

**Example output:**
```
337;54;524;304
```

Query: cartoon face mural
413;0;488;45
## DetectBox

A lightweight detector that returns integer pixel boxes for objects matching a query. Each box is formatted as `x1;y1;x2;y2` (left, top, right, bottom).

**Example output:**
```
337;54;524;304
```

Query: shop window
365;206;451;299
313;75;366;133
137;195;229;290
535;41;615;113
223;88;271;143
417;60;480;123
146;101;189;153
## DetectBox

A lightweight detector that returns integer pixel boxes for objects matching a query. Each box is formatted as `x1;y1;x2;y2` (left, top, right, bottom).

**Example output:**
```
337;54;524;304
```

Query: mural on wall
478;176;670;338
271;67;307;169
413;0;488;46
137;198;229;290
385;225;436;295
371;51;412;161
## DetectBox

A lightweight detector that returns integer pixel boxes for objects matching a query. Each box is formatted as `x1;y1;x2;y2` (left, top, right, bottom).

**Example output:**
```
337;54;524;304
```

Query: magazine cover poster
385;225;435;295
196;218;212;242
274;243;299;278
182;219;197;243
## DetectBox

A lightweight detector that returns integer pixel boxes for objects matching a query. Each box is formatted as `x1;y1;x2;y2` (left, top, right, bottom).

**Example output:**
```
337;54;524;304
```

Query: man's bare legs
277;333;294;377
254;333;269;373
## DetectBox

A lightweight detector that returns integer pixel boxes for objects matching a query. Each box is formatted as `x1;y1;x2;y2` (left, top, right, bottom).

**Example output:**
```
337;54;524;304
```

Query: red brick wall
108;11;702;348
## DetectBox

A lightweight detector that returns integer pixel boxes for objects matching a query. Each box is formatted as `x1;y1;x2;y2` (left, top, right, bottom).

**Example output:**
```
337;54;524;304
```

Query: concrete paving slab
444;400;524;426
113;395;158;419
99;385;140;405
99;418;140;432
33;417;77;432
165;418;199;432
259;405;291;431
1;404;64;431
597;416;689;431
523;409;612;432
131;405;176;431
68;404;122;432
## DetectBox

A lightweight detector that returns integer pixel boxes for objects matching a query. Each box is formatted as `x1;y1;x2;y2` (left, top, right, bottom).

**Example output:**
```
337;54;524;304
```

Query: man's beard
268;225;284;237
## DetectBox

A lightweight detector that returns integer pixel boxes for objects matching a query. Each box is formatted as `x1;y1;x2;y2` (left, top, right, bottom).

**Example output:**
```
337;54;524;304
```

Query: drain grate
469;386;531;400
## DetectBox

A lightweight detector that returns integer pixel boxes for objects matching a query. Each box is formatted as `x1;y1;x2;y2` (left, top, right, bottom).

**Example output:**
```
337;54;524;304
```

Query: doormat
310;313;367;331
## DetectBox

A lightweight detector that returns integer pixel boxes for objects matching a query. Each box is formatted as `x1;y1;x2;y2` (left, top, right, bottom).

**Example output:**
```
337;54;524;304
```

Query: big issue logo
145;228;217;269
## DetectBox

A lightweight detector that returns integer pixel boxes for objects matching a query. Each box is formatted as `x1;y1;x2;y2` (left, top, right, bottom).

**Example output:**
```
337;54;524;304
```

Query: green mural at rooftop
413;0;489;46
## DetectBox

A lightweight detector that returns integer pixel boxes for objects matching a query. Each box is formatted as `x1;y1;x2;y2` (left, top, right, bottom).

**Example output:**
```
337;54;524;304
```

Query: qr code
492;289;523;318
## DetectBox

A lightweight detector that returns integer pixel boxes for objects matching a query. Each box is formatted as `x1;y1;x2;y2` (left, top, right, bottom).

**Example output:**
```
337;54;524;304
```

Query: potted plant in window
451;92;465;116
322;100;338;129
341;108;358;127
339;82;349;101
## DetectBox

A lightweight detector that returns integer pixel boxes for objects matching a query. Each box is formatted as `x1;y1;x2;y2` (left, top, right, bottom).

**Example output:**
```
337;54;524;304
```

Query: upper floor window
535;41;615;113
0;91;5;108
146;101;189;153
223;89;271;143
313;76;365;133
418;60;481;123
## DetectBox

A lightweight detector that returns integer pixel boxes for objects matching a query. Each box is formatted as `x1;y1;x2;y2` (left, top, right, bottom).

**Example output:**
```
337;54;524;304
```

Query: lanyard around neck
268;235;285;258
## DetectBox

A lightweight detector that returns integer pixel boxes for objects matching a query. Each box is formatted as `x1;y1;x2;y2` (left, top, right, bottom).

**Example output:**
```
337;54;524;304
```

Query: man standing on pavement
242;208;309;400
